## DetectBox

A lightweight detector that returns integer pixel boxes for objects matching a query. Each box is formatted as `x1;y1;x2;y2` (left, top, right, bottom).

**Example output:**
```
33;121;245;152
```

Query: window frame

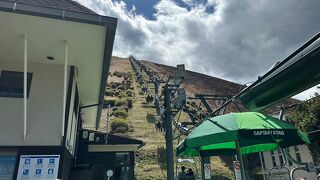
0;71;33;98
294;145;302;162
277;149;284;165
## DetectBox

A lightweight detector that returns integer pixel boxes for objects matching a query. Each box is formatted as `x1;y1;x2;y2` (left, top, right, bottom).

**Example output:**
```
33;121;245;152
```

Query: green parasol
176;112;309;157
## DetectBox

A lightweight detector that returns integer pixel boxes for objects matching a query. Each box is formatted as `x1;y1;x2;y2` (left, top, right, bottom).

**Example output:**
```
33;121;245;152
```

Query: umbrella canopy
176;112;309;157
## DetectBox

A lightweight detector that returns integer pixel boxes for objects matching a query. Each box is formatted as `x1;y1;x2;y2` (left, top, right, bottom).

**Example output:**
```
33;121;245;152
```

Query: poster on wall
17;155;60;180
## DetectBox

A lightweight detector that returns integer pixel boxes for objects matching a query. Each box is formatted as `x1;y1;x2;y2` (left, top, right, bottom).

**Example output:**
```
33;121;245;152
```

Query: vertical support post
236;140;246;180
164;85;174;180
23;34;28;142
62;41;68;137
201;156;211;180
258;152;267;180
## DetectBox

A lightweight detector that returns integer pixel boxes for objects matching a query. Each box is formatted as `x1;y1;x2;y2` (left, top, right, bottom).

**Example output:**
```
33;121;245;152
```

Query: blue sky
112;0;159;20
112;0;213;20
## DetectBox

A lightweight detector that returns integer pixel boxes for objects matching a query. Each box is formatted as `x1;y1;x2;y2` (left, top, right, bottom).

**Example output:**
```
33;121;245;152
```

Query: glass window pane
0;71;32;98
0;152;17;180
115;153;130;180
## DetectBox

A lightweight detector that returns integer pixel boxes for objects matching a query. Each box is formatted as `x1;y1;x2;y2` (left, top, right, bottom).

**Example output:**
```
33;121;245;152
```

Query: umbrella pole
236;140;246;180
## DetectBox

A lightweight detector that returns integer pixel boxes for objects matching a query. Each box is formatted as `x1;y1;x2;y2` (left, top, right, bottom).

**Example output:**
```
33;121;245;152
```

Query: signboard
233;161;242;180
204;163;211;179
239;129;297;140
177;158;195;163
17;155;60;180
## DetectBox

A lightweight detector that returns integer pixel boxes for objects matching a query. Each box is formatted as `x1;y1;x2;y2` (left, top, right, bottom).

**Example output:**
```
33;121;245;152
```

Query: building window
0;71;33;98
294;146;302;162
0;151;17;179
271;151;276;167
277;149;284;165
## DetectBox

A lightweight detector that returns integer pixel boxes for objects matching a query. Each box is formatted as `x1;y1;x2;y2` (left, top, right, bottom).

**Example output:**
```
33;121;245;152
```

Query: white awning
0;10;114;129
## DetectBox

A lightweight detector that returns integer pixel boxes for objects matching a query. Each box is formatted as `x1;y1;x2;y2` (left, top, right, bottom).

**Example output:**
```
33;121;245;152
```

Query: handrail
267;148;289;180
289;166;320;180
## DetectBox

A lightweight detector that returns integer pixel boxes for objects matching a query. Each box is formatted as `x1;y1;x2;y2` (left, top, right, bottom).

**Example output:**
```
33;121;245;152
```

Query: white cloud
76;0;320;88
294;85;320;101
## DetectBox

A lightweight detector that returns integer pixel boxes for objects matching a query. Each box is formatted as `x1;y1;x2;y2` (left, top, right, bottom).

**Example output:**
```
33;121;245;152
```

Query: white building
0;0;118;179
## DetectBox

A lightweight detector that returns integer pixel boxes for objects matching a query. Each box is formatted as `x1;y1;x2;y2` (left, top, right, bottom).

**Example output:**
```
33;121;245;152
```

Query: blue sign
35;169;41;175
17;155;60;180
22;169;29;175
24;159;30;164
48;169;54;175
37;159;43;164
49;158;55;164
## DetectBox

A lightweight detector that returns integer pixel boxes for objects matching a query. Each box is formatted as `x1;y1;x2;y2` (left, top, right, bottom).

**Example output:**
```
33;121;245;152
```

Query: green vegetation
114;108;128;118
105;90;115;96
126;89;134;96
119;92;127;98
110;117;129;133
103;97;116;107
288;96;320;164
114;90;120;96
113;71;125;77
288;97;320;132
115;99;128;107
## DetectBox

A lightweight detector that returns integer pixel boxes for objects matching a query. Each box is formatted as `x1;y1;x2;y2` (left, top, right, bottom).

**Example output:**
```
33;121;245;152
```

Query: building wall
0;61;68;146
261;145;317;180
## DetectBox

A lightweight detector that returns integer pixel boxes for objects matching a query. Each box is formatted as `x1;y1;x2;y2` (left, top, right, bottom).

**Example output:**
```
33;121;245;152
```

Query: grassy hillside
99;56;238;179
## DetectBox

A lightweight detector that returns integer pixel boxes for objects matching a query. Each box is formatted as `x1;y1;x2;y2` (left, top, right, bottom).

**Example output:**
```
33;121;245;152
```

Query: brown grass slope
141;60;244;96
140;60;299;114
